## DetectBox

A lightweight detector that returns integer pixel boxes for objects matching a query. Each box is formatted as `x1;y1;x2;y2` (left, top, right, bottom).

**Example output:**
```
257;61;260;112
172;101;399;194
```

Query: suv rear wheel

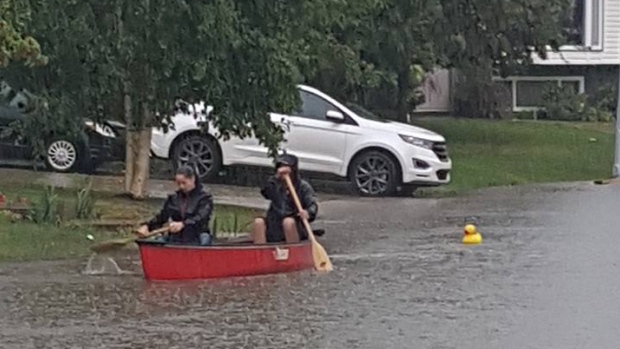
349;150;399;197
172;135;221;181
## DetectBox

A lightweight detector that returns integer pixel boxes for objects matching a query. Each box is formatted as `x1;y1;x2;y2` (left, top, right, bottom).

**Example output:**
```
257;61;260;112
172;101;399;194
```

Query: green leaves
439;0;573;76
0;0;46;67
1;0;575;157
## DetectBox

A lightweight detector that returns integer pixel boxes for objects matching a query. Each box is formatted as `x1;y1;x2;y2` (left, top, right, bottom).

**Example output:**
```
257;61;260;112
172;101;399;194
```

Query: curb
0;168;272;211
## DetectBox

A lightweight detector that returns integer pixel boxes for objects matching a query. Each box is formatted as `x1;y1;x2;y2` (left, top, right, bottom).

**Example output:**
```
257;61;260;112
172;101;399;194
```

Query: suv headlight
399;134;433;149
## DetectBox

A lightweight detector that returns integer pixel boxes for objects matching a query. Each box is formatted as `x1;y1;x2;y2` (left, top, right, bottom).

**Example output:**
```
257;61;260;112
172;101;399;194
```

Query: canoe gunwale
135;239;311;250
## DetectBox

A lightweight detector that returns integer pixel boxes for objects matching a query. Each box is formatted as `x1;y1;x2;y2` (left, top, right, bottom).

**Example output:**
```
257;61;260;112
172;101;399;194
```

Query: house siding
533;0;620;65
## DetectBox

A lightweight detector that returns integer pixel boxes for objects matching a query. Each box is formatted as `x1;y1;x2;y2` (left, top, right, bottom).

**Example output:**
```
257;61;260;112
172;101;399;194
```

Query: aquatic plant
31;185;61;225
75;179;97;220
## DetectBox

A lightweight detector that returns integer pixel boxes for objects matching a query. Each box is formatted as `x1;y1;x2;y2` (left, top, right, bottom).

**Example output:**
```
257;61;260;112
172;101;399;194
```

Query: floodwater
1;183;620;348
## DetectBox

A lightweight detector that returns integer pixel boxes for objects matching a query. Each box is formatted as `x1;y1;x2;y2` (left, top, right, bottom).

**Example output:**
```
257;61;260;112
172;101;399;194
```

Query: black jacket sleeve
146;196;173;230
183;191;214;229
299;181;318;222
260;176;279;200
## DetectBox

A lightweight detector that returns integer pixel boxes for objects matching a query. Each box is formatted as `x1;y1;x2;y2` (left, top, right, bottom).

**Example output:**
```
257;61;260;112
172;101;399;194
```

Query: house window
562;0;603;49
563;0;585;45
590;0;602;47
516;81;559;108
493;76;586;112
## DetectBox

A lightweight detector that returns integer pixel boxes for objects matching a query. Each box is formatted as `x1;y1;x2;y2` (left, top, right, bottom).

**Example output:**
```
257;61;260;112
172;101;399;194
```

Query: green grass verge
412;118;614;195
0;187;258;262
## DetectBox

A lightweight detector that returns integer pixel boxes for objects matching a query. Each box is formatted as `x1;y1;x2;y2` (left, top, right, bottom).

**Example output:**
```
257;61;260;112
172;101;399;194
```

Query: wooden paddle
283;175;333;272
89;226;170;253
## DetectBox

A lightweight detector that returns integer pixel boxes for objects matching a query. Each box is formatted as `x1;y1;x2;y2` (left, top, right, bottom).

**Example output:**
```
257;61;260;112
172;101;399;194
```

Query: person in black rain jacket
137;166;214;245
251;154;318;244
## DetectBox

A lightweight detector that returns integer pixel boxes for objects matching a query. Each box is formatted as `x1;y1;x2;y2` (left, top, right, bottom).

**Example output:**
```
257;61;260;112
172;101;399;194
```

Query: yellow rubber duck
462;224;482;245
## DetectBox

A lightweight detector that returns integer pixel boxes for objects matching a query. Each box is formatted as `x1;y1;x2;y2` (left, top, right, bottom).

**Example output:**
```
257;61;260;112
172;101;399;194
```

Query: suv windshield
345;103;385;122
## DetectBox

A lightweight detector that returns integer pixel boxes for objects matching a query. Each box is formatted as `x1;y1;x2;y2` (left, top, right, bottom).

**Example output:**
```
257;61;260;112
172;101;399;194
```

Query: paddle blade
89;226;170;254
89;237;135;253
311;239;333;272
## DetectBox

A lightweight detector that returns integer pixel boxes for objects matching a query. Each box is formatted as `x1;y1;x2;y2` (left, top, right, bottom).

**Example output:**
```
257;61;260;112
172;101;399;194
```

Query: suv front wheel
45;139;82;173
172;135;221;181
349;150;399;197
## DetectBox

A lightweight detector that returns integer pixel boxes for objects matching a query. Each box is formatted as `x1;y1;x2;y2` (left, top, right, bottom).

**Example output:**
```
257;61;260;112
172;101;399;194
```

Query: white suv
151;85;451;196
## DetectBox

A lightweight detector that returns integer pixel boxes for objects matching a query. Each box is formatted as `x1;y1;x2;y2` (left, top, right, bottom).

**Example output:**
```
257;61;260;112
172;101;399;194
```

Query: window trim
295;90;358;126
493;76;585;112
588;0;604;49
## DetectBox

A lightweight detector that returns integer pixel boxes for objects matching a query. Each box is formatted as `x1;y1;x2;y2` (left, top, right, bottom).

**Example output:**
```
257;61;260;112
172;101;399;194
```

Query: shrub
540;83;617;122
211;212;250;238
584;107;613;122
590;83;617;117
539;84;587;121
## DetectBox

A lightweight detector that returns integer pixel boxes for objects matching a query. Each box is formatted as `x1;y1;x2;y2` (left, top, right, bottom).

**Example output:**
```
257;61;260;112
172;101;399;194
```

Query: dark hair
175;165;196;179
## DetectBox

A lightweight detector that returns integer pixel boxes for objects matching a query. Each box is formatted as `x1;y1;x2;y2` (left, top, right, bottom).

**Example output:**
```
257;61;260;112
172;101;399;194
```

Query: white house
415;0;620;114
533;0;618;65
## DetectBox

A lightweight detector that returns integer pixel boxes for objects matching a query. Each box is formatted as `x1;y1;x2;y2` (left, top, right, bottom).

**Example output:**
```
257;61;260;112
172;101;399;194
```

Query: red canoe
136;239;314;281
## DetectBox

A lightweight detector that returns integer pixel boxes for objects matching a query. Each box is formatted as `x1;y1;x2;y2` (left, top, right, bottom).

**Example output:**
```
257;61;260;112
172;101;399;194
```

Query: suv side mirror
326;110;345;122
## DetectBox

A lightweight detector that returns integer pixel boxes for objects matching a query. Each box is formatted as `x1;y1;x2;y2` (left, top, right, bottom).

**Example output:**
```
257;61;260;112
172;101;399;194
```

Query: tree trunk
124;131;136;193
397;69;411;122
117;4;149;199
124;130;152;199
122;84;152;199
122;81;135;193
128;128;151;199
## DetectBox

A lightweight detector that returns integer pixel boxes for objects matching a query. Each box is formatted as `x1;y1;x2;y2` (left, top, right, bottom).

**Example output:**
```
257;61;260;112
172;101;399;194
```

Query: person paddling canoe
251;154;318;244
137;166;214;245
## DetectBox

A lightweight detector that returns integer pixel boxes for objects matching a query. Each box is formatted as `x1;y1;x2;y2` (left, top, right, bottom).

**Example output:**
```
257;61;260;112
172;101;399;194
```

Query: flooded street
1;183;620;348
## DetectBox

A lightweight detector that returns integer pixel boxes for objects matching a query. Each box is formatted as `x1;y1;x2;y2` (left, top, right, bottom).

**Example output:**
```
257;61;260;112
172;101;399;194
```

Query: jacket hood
276;154;300;180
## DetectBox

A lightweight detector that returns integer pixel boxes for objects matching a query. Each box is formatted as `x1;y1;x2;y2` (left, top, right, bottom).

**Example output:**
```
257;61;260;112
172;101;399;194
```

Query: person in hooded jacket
137;166;214;245
252;154;318;244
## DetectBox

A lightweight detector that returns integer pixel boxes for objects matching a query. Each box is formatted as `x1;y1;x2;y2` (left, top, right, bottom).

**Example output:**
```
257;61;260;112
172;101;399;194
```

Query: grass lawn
0;186;258;262
412;118;614;195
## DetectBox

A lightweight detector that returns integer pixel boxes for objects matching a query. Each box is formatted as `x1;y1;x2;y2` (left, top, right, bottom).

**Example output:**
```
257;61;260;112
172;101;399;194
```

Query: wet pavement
1;181;620;348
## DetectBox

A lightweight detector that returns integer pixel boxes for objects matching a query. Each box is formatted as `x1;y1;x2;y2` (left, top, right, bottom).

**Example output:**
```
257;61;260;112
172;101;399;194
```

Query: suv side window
296;90;338;121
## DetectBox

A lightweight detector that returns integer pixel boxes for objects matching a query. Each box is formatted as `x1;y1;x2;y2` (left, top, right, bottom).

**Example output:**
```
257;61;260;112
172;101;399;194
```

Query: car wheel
172;135;221;181
349;150;399;197
45;139;81;173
